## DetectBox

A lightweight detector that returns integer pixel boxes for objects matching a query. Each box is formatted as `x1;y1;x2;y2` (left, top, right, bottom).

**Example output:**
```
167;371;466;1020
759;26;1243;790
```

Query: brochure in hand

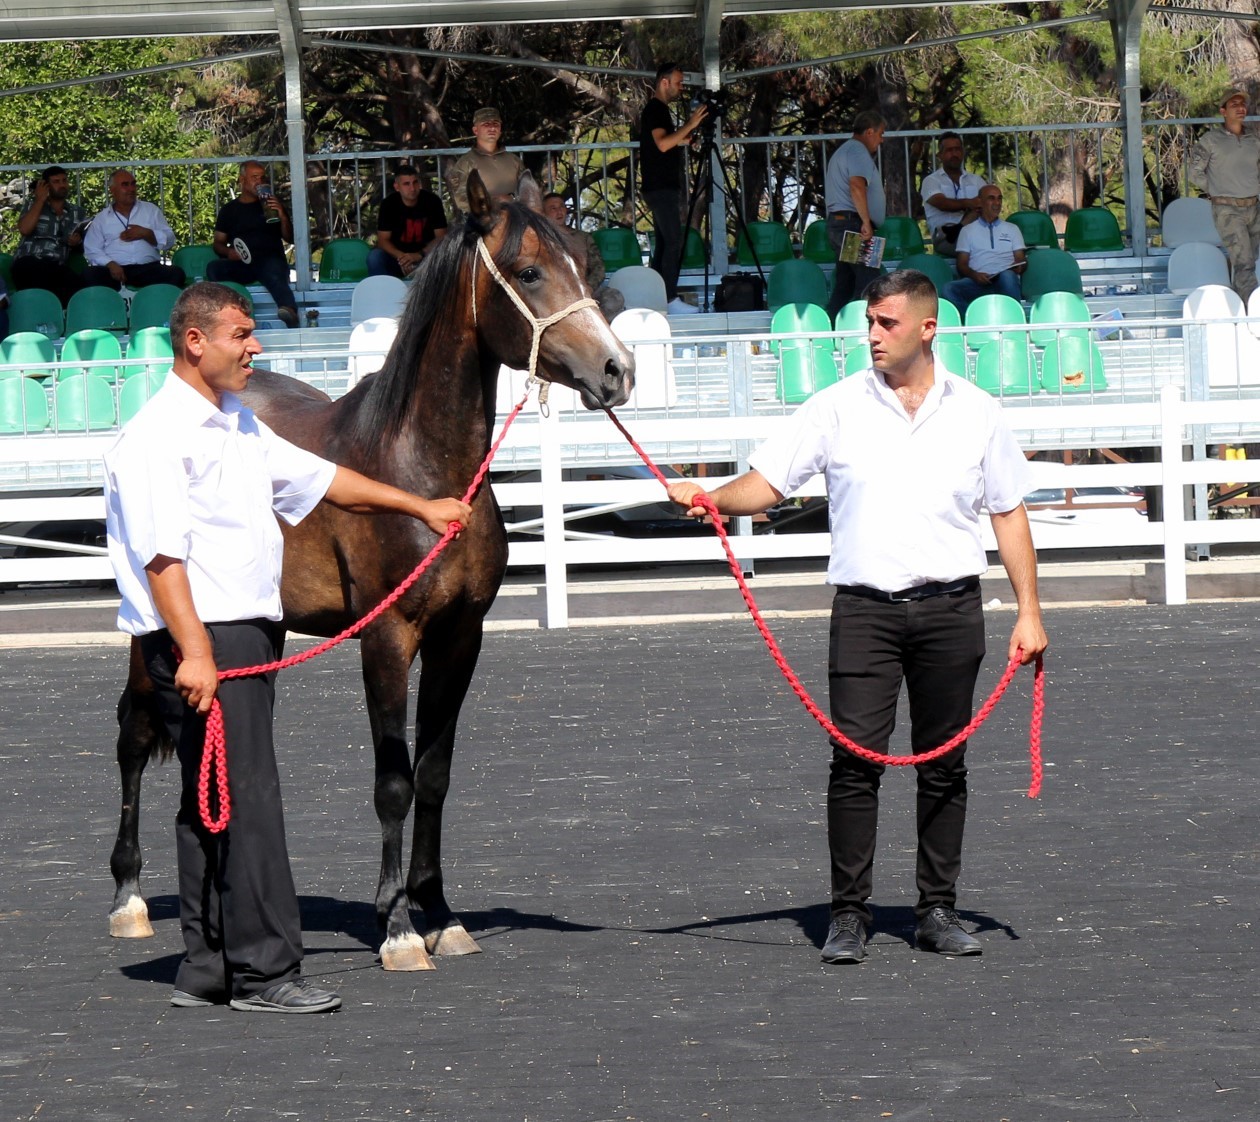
838;229;885;268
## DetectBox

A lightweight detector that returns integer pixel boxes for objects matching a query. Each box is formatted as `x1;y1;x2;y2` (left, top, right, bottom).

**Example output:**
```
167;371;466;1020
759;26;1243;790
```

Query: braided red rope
193;384;536;833
602;407;1046;798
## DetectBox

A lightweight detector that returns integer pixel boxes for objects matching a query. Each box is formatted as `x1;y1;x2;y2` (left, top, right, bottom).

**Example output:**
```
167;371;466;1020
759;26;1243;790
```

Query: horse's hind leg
109;638;170;938
360;625;435;971
408;619;485;956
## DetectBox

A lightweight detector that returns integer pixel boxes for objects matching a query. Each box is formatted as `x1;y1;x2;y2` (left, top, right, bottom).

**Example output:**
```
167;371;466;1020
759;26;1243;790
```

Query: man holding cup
207;161;300;328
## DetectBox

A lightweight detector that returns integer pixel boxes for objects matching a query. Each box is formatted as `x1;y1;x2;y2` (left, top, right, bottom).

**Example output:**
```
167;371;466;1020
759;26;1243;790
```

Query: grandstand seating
843;343;873;376
171;244;218;285
318;238;371;283
1183;284;1260;389
347;317;399;387
65;287;127;335
591;227;643;272
801;221;833;264
1166;242;1230;295
128;284;183;332
767;259;829;310
974;337;1035;395
119;369;168;423
935;300;962;329
0;332;56;379
1029;291;1091;348
834;299;868;335
350;275;409;326
1160;197;1220;248
1064;207;1124;253
607;266;668;313
897;253;953;292
122;326;175;380
0;375;49;433
1007;210;1058;249
609;308;677;409
779;346;839;403
963;293;1025;349
681;227;708;270
1040;335;1107;393
875;216;925;260
54;374;116;430
59;329;123;381
1021;248;1084;301
9;289;64;338
934;331;967;378
768;302;831;357
736;221;794;267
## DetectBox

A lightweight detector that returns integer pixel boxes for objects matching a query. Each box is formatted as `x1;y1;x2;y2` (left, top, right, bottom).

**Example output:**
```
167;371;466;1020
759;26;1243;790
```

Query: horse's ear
516;171;543;213
466;170;493;221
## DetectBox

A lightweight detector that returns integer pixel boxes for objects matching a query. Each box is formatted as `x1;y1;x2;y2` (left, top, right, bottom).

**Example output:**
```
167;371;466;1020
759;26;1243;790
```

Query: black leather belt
834;577;980;603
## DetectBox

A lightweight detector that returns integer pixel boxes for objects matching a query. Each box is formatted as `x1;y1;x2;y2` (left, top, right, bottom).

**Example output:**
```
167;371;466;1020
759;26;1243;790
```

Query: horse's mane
350;202;572;447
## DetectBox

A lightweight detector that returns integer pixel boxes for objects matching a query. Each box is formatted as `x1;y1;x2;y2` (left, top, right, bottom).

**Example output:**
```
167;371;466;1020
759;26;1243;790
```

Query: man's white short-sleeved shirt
749;365;1030;592
920;167;987;234
104;375;337;635
955;218;1025;277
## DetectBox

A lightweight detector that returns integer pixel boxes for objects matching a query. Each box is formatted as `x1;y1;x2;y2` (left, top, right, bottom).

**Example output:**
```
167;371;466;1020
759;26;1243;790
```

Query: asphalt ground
2;601;1258;1121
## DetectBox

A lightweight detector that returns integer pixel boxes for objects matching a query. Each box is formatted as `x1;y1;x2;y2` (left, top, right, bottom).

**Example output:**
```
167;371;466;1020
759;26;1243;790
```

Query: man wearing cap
1190;88;1260;303
445;108;524;214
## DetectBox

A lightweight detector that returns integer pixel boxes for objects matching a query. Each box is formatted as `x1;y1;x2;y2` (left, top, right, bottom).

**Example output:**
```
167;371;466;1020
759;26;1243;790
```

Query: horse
107;172;635;971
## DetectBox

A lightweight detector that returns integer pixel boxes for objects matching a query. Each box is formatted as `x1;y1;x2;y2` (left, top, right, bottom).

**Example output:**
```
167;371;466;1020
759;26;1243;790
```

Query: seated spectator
81;169;186;291
943;185;1026;316
368;165;448;279
206;161;299;328
0;277;8;340
921;132;985;259
444;107;525;214
540;192;624;320
12;165;87;307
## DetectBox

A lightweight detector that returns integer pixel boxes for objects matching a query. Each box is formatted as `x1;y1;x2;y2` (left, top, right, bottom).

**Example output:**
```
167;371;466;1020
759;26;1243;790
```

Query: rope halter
471;234;599;407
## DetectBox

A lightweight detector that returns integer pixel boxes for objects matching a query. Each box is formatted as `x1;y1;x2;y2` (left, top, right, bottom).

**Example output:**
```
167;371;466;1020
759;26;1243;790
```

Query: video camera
692;88;726;129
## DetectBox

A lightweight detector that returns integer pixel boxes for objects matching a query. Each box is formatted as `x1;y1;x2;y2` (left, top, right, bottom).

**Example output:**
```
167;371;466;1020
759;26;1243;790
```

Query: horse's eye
518;267;541;285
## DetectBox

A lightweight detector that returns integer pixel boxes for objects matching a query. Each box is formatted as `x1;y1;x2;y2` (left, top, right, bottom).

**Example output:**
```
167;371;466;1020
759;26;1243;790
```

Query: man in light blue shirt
824;110;887;319
943;184;1027;316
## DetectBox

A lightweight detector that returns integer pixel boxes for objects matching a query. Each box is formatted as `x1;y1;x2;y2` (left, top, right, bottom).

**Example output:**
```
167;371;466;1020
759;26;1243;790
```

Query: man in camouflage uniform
1190;88;1260;304
444;107;524;215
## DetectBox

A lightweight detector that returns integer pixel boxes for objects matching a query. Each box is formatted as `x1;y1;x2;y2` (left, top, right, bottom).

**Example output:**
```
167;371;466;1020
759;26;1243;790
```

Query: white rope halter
471;235;598;408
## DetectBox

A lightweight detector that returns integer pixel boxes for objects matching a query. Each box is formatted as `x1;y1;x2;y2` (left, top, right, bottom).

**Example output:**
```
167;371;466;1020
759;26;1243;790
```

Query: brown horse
107;173;634;970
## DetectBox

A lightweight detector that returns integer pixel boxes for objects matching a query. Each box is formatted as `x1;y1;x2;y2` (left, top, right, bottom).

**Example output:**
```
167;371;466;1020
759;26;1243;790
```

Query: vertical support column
274;0;313;294
539;406;570;628
699;0;730;277
1159;384;1188;605
1110;0;1151;254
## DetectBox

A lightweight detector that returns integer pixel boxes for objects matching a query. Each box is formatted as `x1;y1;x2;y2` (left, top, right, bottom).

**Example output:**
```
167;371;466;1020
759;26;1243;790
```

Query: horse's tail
118;636;175;764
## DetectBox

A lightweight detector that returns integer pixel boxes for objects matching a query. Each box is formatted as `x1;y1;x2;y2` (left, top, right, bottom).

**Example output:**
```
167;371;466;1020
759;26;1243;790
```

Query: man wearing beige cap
445;107;525;214
1190;88;1260;302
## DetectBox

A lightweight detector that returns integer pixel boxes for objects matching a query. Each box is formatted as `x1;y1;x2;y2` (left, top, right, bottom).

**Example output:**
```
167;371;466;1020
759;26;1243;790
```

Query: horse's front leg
108;638;170;938
360;624;434;971
408;618;485;956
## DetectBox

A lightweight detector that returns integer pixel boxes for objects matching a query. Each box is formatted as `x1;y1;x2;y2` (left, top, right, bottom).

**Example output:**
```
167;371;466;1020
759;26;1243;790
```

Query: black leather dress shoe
229;978;342;1014
820;912;868;964
170;989;221;1008
915;906;982;956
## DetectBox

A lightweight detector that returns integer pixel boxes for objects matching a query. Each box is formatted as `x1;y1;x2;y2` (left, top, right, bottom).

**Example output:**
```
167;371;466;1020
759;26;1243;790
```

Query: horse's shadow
116;896;1019;985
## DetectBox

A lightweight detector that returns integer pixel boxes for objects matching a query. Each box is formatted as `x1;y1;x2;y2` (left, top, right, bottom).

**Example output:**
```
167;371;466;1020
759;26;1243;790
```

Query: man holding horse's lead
103;282;471;1014
668;269;1047;967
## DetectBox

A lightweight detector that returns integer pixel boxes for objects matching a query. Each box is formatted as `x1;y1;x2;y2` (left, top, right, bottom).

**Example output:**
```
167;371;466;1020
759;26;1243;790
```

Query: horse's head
467;171;634;410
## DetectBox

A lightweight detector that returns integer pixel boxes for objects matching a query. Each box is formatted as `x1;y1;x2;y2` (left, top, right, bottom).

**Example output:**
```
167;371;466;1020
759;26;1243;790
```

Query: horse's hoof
109;895;155;939
424;920;481;956
379;933;436;971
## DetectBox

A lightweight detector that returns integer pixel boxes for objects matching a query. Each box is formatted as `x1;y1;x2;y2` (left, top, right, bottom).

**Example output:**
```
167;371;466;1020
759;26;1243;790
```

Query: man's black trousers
142;619;303;1000
825;584;986;925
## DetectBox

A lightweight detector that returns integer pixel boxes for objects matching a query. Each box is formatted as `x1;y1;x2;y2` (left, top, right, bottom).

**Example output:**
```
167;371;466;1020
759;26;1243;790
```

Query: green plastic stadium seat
1021;248;1084;302
317;238;371;283
592;227;643;272
1063;207;1124;253
59;329;123;382
127;284;183;332
934;333;968;378
875;216;925;260
897;252;953;293
844;343;873;376
119;369;169;422
768;259;829;311
1029;291;1090;348
54;373;117;430
736;221;793;267
217;281;254;311
9;288;64;338
778;346;839;403
963;293;1025;349
769;302;832;355
65;286;128;335
0;332;56;379
681;227;707;269
122;326;175;380
935;300;962;329
1007;210;1058;249
0;375;49;433
974;337;1036;395
1040;335;1107;393
171;244;218;286
802;221;833;264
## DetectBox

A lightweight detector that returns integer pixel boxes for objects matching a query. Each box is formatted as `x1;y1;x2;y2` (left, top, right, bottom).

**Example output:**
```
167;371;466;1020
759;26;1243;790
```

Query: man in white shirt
668;270;1046;965
943;184;1027;316
82;168;186;291
921;132;986;258
104;282;470;1014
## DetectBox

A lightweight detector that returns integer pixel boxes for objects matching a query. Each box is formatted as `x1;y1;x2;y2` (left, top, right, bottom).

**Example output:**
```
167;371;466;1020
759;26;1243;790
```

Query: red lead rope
601;407;1046;798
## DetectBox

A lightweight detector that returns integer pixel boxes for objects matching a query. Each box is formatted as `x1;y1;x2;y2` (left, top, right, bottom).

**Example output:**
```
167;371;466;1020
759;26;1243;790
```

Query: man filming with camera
639;63;708;315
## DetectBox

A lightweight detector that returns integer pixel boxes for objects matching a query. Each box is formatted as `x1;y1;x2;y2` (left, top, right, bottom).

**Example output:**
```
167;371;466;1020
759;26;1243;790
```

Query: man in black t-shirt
206;161;299;328
639;62;707;311
368;166;448;279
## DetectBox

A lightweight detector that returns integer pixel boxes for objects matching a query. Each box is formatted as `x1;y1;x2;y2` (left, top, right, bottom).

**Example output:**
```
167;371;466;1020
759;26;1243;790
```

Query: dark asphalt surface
2;603;1258;1120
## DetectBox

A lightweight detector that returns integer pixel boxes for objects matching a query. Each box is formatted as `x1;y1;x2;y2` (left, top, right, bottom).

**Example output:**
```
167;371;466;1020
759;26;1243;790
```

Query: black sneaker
915;907;982;956
820;912;868;964
230;978;342;1014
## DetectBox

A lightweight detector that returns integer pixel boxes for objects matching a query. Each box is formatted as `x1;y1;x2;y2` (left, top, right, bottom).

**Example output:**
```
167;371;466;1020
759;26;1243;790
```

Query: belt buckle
888;588;916;603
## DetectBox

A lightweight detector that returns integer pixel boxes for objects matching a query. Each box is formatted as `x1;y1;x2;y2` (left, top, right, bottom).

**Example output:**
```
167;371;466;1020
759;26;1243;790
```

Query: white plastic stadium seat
346;316;399;387
610;308;677;409
1167;242;1231;295
1160;197;1221;249
1182;284;1260;388
1247;287;1260;340
350;275;409;326
606;266;668;314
